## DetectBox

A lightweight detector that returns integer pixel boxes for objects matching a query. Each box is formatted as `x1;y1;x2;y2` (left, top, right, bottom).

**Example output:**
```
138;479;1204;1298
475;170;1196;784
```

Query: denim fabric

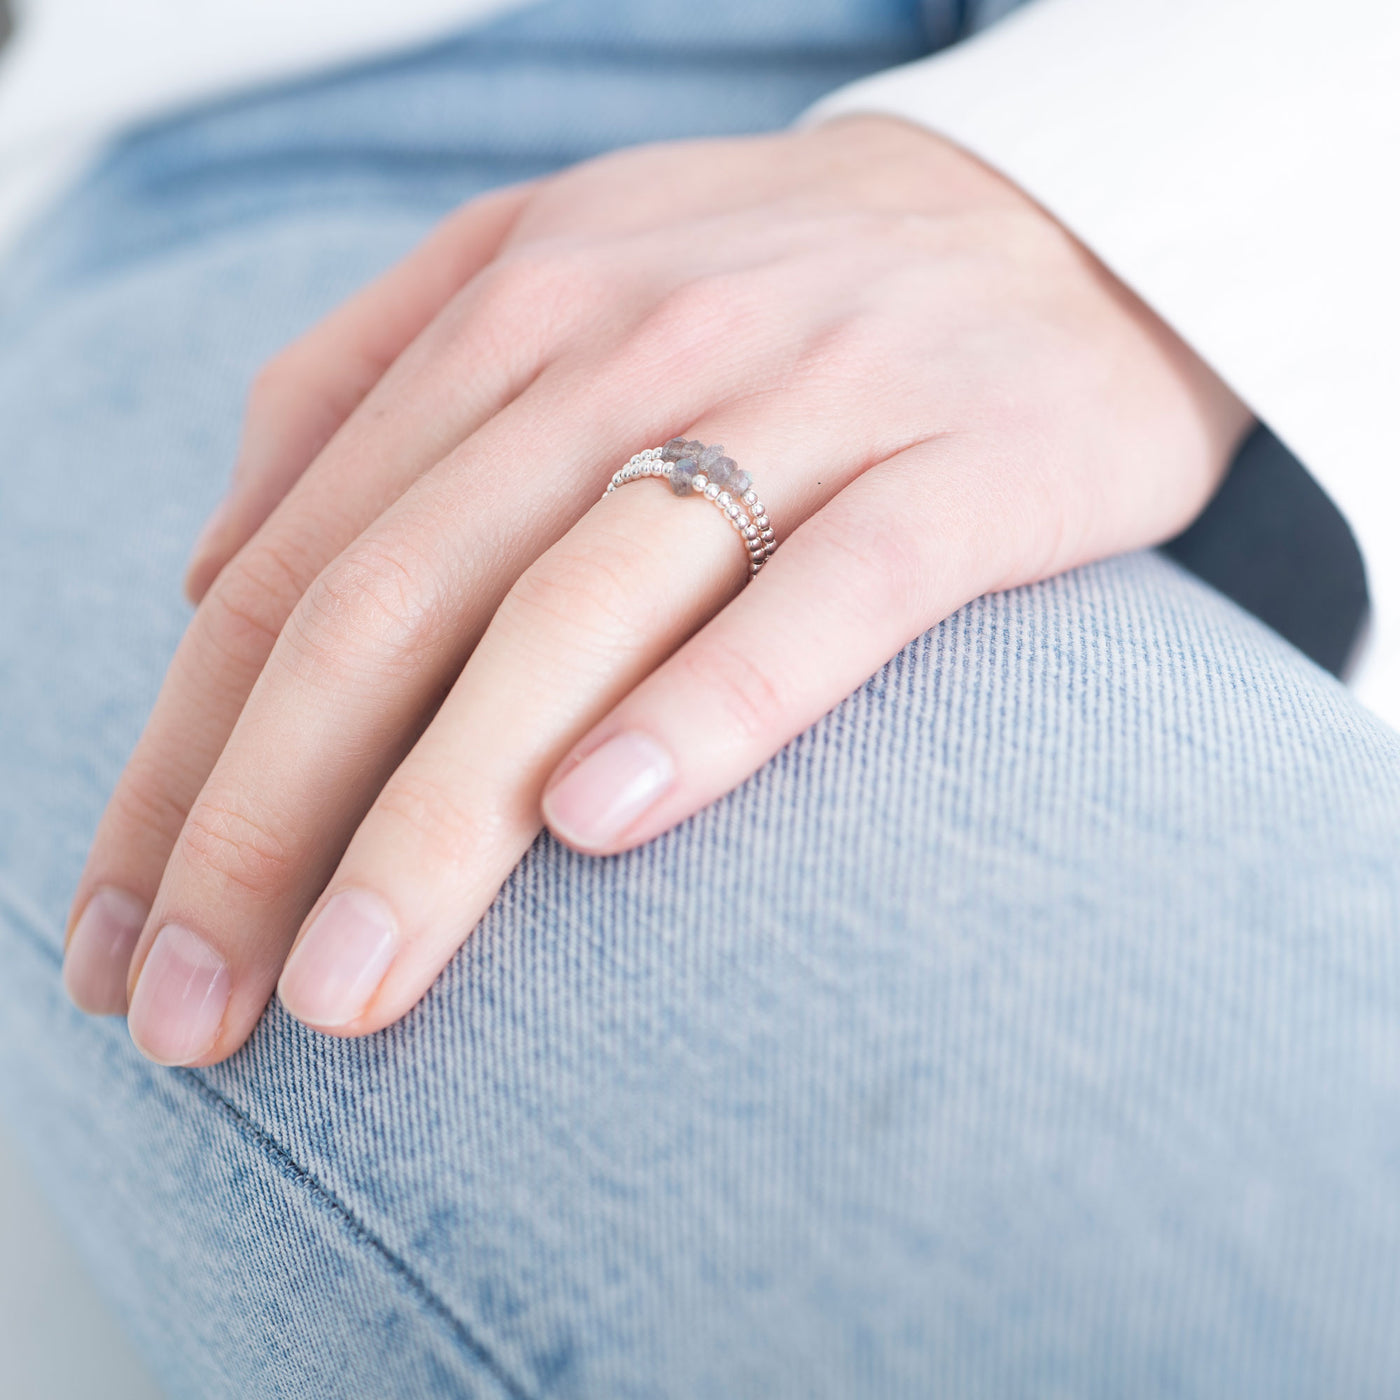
3;0;1400;1396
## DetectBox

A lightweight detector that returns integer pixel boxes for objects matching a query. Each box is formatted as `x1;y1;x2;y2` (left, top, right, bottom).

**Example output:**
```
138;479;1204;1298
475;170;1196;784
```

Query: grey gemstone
700;444;737;487
728;469;751;497
661;437;689;462
670;457;698;495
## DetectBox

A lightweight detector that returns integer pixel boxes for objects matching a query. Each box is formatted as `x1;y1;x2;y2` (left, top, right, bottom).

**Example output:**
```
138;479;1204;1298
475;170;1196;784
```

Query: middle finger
64;240;656;1015
277;395;899;1041
116;330;805;1063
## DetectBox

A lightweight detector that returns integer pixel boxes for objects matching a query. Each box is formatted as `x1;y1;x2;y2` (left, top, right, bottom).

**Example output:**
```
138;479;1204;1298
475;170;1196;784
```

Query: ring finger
267;405;878;1046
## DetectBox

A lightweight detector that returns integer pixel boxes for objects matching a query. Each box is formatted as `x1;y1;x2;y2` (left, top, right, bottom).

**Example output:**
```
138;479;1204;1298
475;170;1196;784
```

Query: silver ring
602;439;777;580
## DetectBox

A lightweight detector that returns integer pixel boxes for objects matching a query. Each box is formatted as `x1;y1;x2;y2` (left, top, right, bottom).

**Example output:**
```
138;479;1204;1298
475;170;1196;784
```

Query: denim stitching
176;1071;537;1400
0;884;536;1400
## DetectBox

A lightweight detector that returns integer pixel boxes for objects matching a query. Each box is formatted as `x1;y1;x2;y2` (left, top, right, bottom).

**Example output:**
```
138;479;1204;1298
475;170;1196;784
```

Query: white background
0;1122;160;1398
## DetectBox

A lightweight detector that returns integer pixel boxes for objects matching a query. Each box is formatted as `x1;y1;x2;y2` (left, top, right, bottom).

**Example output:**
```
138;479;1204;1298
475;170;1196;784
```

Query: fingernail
543;730;676;850
279;889;399;1029
63;887;147;1015
127;924;230;1066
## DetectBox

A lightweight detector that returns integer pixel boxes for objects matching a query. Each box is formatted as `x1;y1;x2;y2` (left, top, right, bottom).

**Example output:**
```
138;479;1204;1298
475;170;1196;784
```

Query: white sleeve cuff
798;0;1400;727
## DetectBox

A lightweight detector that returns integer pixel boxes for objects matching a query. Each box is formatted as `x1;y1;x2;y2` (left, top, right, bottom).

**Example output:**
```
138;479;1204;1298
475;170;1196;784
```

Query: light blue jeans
2;0;1400;1395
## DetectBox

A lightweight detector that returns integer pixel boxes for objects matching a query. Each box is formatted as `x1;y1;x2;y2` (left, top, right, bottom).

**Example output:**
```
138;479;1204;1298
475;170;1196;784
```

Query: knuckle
435;243;617;393
471;246;603;329
199;543;308;673
500;542;647;656
179;799;297;902
604;270;761;392
282;537;451;684
615;270;770;388
108;758;196;848
795;311;897;388
481;247;565;300
804;508;925;623
680;639;788;744
374;769;498;868
645;271;752;350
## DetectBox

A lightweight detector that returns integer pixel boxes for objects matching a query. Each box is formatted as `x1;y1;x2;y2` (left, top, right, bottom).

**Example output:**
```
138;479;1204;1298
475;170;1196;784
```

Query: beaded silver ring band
602;438;777;580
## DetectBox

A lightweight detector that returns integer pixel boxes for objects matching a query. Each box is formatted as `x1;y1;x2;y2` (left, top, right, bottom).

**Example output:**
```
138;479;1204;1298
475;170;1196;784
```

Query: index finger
62;216;623;1018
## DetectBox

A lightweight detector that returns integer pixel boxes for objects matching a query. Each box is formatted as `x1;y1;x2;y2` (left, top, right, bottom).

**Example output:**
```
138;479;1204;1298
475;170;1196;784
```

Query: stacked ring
602;439;777;580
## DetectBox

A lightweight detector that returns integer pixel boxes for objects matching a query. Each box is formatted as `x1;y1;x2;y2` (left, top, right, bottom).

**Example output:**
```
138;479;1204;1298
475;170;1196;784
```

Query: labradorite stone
670;457;698;495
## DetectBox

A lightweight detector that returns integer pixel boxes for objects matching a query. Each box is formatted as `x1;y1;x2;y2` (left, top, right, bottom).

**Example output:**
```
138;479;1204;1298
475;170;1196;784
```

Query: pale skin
60;114;1252;1066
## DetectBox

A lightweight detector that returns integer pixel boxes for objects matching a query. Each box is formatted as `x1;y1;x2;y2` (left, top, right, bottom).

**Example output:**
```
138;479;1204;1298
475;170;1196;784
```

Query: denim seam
175;1071;537;1400
0;882;536;1400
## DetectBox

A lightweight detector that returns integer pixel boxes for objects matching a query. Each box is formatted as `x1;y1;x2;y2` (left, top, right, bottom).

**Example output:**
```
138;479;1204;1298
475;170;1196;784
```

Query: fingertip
62;887;146;1016
126;923;231;1066
277;889;400;1032
540;729;676;854
62;955;132;1017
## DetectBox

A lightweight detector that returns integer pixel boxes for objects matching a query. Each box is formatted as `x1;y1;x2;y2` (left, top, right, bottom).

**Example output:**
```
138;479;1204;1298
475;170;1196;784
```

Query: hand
62;115;1250;1065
